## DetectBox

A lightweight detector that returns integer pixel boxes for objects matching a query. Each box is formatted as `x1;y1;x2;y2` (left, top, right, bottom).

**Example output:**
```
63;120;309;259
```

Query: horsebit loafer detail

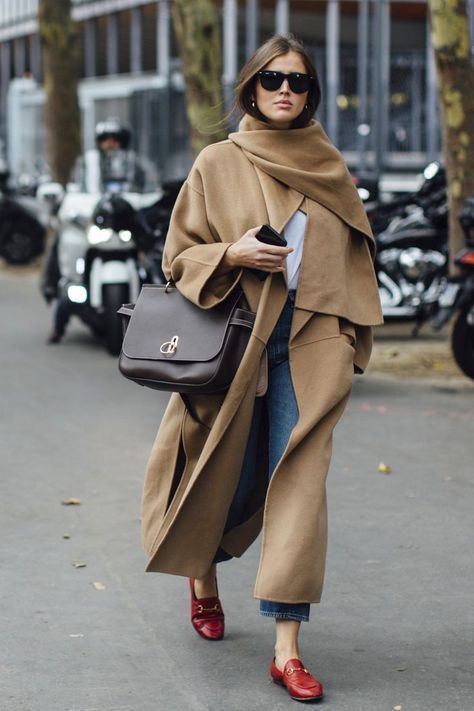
189;577;225;641
270;658;324;702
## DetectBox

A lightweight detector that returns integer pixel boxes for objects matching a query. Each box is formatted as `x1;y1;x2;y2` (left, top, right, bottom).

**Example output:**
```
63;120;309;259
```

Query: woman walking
141;35;383;702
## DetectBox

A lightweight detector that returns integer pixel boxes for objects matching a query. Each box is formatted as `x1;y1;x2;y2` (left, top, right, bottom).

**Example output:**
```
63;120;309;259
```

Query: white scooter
39;149;161;354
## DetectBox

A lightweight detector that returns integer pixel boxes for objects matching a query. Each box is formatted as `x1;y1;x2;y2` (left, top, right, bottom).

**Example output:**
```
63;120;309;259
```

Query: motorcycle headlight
87;225;113;245
423;162;439;180
119;229;132;242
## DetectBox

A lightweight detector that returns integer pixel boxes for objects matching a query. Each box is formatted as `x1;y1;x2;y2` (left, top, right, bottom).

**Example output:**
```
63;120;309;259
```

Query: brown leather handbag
117;282;256;398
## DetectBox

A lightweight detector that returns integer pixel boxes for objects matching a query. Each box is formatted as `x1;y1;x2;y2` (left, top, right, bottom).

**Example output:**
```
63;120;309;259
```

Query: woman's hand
221;226;293;274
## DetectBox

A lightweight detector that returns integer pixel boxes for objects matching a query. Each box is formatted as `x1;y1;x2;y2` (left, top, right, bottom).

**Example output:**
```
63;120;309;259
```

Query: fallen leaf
381;348;400;359
394;706;402;710
92;581;106;590
397;667;407;672
72;561;87;568
62;534;71;539
61;497;81;506
378;462;392;474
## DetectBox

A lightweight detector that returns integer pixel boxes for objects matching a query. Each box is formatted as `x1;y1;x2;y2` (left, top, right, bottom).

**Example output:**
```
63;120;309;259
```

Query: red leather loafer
270;658;324;702
189;577;225;641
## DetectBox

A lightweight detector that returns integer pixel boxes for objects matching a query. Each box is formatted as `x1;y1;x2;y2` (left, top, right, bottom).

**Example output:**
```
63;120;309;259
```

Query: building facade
0;0;472;181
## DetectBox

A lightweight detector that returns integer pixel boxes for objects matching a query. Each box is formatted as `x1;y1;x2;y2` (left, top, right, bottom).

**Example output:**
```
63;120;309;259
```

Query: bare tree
428;0;474;271
171;0;228;156
38;0;81;186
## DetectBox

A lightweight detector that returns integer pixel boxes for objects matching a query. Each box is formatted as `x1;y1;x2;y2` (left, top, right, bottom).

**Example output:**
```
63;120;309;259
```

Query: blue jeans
215;290;310;622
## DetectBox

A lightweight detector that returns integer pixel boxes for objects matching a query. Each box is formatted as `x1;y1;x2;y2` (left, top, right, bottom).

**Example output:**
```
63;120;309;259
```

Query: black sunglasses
257;71;313;94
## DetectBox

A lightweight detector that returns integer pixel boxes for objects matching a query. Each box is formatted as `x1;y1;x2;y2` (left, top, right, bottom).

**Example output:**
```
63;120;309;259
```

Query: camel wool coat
141;117;383;603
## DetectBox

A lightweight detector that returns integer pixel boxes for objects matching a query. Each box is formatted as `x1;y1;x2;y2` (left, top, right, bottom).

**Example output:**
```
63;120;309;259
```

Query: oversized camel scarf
229;114;374;254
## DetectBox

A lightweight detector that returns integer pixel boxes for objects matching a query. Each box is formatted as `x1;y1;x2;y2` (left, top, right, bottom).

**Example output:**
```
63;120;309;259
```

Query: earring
305;104;308;109
251;100;256;107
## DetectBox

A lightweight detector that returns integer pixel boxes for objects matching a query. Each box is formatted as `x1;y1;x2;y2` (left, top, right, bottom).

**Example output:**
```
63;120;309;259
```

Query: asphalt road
1;269;473;711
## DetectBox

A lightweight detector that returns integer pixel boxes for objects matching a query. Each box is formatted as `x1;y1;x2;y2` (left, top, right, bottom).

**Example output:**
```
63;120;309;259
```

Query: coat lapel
255;168;304;234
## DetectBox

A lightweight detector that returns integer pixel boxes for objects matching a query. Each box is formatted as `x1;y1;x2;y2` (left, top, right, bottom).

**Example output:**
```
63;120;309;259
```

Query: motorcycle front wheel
103;283;129;356
451;309;474;380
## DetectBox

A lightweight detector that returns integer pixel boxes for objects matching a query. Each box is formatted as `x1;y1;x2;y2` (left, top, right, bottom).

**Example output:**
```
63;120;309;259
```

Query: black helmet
95;118;132;150
92;194;136;232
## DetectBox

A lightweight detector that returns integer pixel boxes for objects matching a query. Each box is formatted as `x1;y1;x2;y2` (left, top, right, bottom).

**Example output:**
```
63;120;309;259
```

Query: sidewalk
368;322;474;389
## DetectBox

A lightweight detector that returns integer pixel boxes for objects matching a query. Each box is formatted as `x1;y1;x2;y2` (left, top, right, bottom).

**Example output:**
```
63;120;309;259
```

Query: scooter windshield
100;149;157;194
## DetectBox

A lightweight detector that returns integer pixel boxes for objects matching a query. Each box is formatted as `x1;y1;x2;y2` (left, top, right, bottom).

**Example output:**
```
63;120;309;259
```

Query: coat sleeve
162;164;243;309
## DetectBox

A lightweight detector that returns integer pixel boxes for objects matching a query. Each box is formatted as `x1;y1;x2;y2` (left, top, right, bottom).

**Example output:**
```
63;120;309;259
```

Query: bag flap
121;284;243;362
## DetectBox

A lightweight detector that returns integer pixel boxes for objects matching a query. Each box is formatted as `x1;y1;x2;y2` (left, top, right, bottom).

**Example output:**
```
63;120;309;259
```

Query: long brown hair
233;35;321;129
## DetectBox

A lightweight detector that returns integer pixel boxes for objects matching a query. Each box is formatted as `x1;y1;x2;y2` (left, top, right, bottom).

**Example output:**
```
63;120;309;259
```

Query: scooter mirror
36;181;65;211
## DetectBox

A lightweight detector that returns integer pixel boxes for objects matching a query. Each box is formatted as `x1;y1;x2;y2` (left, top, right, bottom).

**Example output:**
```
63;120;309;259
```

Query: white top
283;209;307;290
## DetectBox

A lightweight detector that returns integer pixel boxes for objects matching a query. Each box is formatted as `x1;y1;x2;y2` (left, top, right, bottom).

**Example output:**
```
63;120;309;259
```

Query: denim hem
259;610;309;622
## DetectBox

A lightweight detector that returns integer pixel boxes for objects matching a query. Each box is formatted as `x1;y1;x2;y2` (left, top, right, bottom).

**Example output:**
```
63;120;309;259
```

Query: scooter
432;197;474;379
39;149;161;355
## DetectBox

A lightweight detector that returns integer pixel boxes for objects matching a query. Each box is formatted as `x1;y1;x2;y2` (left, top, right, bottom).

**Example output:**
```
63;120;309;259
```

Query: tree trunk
171;0;228;157
38;0;81;186
428;0;474;273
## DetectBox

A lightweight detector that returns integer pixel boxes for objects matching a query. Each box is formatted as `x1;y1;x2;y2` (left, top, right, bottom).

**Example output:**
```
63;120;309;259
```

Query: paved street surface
1;268;473;711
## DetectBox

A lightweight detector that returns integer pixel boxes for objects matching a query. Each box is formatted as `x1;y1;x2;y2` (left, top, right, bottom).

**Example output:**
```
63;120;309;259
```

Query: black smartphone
256;223;287;248
251;224;287;280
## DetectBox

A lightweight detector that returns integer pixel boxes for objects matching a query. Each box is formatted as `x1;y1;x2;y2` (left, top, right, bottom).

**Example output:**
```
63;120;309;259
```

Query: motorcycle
0;158;47;264
432;197;474;379
351;170;379;205
370;162;448;332
364;161;446;235
39;149;162;355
